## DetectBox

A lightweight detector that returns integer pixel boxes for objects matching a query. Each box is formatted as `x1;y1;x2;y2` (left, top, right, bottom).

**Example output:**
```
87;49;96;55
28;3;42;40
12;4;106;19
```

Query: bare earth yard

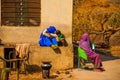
9;55;120;80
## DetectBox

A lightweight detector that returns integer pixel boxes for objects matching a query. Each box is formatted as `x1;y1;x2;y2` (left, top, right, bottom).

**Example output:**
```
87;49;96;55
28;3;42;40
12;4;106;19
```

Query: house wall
0;0;73;70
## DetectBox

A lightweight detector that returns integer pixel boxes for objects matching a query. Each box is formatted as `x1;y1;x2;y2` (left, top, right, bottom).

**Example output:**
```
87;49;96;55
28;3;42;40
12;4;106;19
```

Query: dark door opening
4;47;16;68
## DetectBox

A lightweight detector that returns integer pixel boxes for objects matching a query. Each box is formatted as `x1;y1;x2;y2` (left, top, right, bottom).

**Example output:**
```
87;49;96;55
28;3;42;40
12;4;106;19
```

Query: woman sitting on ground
38;26;58;49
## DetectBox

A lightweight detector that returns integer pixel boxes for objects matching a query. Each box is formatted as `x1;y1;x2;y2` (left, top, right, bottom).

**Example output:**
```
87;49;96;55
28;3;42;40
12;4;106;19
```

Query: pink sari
79;33;102;68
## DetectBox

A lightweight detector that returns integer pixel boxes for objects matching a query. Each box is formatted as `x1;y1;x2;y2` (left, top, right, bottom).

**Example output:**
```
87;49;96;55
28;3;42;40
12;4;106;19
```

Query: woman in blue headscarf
38;26;58;49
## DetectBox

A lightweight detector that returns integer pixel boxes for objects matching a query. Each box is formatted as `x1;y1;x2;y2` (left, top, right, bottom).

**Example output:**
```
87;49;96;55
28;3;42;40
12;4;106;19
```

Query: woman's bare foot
94;68;104;72
98;68;105;71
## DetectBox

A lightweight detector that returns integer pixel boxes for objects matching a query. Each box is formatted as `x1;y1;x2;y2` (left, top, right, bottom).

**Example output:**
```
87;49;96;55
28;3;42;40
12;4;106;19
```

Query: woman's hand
49;33;57;38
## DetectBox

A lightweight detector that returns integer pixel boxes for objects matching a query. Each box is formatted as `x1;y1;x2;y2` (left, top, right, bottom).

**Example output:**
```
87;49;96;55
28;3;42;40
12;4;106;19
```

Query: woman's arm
43;29;51;37
49;33;57;37
43;29;57;37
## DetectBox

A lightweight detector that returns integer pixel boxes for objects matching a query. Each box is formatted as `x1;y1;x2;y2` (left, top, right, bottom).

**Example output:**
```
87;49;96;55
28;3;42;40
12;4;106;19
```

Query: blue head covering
47;26;56;34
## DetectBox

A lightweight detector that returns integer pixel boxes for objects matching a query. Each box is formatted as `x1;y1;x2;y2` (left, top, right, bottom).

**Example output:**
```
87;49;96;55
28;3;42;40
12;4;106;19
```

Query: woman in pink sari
79;33;104;72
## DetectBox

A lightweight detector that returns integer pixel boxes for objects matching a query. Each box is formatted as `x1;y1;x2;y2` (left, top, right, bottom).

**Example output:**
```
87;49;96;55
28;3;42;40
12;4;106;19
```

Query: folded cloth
15;43;30;58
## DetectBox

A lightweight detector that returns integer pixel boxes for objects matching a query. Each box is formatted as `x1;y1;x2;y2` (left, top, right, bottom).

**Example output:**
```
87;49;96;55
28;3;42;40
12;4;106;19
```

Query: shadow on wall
53;48;61;54
26;64;42;74
53;32;69;54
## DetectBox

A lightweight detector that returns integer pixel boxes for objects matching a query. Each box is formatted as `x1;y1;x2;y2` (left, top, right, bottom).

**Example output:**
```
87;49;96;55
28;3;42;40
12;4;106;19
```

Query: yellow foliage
73;0;120;42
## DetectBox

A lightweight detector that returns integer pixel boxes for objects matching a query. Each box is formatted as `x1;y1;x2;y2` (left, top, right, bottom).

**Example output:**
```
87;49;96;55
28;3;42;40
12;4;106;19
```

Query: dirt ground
8;54;120;80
